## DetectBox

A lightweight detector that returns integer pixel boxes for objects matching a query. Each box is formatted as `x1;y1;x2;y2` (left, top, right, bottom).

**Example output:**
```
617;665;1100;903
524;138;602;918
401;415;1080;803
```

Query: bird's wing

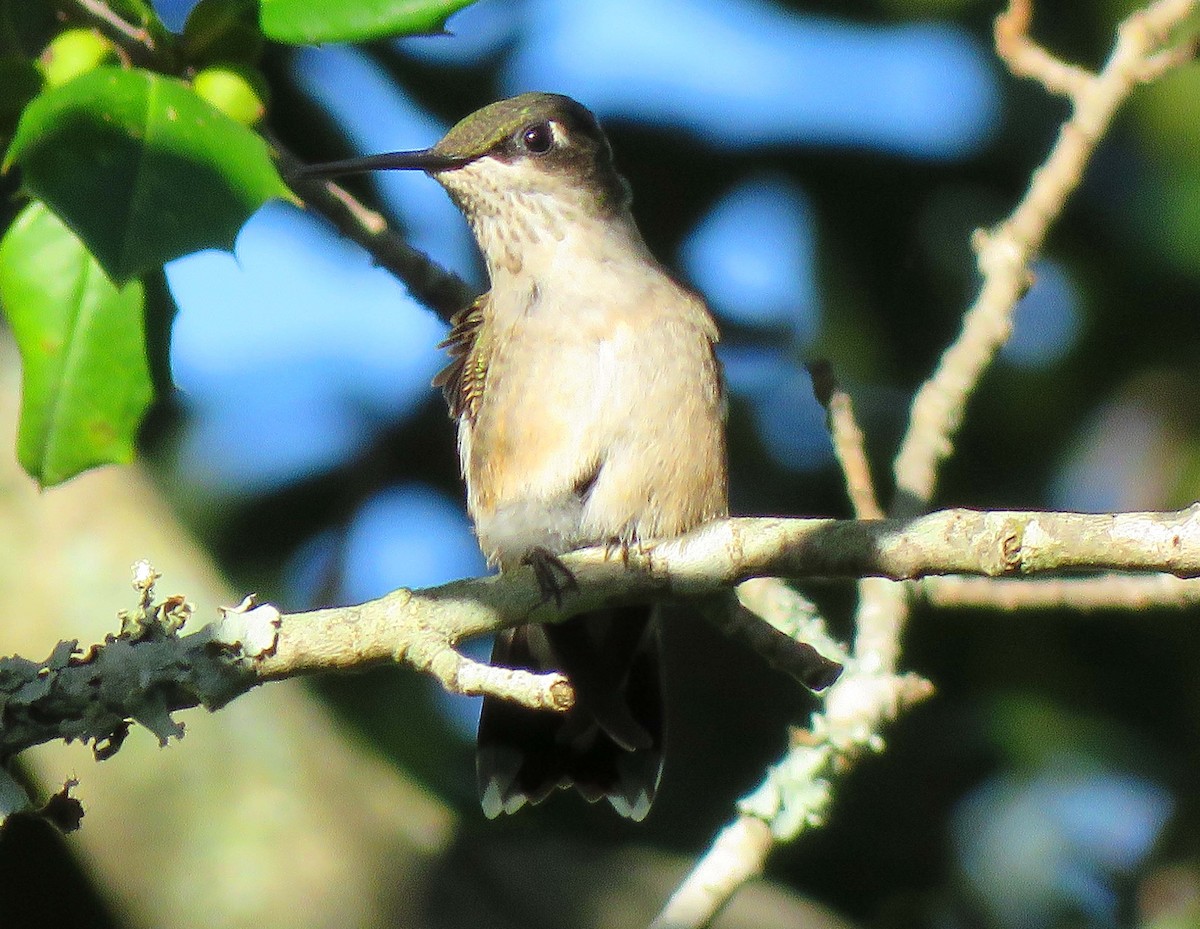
432;293;489;422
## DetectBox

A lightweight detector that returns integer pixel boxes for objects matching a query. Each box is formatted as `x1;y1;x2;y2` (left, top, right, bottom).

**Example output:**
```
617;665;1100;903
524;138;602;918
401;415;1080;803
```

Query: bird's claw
522;547;579;607
603;537;633;565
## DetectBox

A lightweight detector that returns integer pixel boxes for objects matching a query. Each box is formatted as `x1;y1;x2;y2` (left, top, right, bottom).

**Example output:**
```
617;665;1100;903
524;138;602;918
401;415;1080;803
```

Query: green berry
192;65;268;127
38;29;117;89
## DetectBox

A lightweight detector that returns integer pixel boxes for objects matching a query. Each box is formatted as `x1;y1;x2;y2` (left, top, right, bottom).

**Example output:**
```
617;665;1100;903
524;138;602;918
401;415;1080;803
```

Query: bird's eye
521;122;555;155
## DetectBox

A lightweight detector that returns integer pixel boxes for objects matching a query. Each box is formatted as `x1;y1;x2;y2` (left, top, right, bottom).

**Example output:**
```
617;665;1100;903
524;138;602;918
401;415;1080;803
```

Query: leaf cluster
0;0;476;486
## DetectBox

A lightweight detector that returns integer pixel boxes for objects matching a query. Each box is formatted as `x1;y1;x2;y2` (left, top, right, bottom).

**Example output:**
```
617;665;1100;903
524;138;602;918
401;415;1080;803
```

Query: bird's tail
476;605;664;820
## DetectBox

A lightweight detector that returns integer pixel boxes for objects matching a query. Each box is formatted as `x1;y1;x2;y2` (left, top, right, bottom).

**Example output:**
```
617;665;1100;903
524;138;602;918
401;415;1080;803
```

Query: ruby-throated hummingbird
298;92;728;820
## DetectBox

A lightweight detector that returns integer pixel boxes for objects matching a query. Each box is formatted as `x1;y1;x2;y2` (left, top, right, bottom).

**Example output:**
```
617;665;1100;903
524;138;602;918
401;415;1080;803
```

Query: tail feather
476;606;664;820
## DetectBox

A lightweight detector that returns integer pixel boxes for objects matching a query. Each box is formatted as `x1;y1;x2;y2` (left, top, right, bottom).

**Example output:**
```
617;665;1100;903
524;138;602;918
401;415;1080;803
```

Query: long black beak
292;148;471;180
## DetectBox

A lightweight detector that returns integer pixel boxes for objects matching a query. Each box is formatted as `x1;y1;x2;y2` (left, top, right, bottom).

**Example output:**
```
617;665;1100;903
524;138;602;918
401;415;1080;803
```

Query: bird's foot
603;536;631;565
522;547;579;607
602;536;650;567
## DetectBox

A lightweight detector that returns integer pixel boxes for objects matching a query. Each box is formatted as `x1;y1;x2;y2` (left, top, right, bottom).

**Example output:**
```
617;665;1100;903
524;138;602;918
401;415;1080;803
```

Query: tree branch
994;0;1094;96
922;572;1200;610
807;360;883;521
7;506;1200;765
653;577;931;929
272;137;476;324
655;3;1200;922
32;4;1200;925
652;505;1200;927
59;0;478;327
891;0;1199;518
650;818;775;929
56;0;175;70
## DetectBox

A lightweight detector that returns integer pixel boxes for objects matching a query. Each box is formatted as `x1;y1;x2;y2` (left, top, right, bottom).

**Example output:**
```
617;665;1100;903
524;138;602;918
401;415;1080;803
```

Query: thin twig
651;818;774;929
67;0;155;47
653;499;1200;928
652;597;931;929
735;579;846;666
51;0;477;325
995;0;1094;96
1138;39;1200;79
271;137;476;324
654;2;1200;926
658;356;877;928
891;0;1200;519
923;572;1200;610
701;594;842;691
807;360;883;520
57;0;173;70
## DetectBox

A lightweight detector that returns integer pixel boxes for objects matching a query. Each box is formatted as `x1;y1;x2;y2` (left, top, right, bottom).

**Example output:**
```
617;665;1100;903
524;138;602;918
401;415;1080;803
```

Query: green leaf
107;0;157;26
260;0;478;44
4;66;292;283
0;201;153;487
182;0;263;65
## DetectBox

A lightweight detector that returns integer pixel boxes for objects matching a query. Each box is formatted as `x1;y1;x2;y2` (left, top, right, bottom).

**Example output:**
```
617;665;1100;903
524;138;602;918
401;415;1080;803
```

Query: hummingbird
297;92;728;820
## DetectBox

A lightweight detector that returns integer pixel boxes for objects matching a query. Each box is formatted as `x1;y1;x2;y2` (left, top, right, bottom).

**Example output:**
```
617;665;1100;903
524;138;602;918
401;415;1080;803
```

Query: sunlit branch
891;0;1200;519
9;505;1200;808
655;1;1200;925
807;360;883;521
922;572;1200;610
272;138;476;325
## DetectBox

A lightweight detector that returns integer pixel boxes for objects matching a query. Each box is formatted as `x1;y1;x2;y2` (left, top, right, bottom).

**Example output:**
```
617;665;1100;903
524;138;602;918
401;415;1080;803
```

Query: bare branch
272;139;477;325
734;578;846;664
633;507;1200;583
807;361;883;520
650;501;1200;926
995;0;1094;96
892;0;1200;518
922;572;1200;610
9;506;1200;763
651;817;774;929
56;0;173;70
63;0;155;48
1137;36;1200;79
654;7;1199;919
654;599;932;929
700;593;842;691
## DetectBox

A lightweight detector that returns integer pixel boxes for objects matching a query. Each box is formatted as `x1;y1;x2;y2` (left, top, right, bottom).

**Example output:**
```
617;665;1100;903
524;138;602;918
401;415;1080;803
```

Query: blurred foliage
1;1;1200;928
0;202;150;485
259;0;479;43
